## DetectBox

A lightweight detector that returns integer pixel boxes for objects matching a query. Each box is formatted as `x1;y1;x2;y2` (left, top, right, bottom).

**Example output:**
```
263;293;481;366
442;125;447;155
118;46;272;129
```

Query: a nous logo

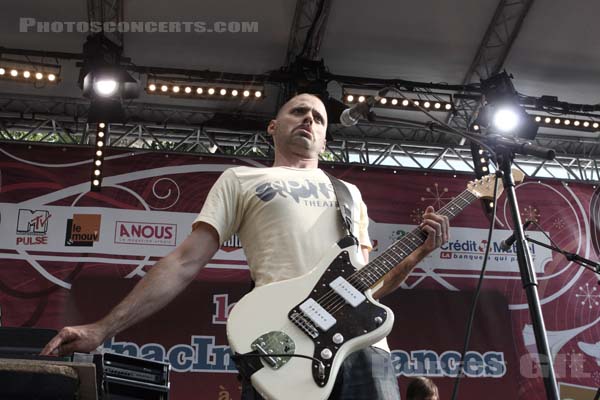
115;221;177;246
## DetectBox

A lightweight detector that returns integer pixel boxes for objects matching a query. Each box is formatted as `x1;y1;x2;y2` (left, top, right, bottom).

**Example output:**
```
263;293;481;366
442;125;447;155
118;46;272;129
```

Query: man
42;93;449;399
406;377;439;400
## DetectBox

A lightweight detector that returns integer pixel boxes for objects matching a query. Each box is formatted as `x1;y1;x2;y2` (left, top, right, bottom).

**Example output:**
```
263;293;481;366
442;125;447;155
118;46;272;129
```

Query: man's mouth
295;126;313;139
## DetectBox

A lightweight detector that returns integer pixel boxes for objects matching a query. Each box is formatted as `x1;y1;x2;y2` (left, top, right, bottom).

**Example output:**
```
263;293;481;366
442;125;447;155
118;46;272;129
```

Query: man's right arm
41;222;220;356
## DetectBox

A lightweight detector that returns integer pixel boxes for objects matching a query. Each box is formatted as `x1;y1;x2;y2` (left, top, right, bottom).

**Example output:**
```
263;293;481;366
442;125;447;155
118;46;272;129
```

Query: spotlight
35;72;43;80
47;74;56;81
445;103;452;110
10;69;18;77
424;101;431;108
185;86;192;93
347;95;354;102
172;86;180;93
231;89;238;96
0;68;5;75
161;85;168;92
23;71;31;78
91;122;108;192
434;102;441;109
358;96;365;103
492;107;520;132
94;79;119;97
380;98;387;105
594;123;600;129
243;90;250;97
402;99;409;106
208;88;215;95
197;87;204;94
149;84;156;91
220;88;227;95
391;99;398;105
255;90;262;98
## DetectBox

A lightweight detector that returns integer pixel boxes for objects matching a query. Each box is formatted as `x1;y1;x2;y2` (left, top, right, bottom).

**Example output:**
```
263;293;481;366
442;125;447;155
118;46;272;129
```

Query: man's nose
303;113;314;124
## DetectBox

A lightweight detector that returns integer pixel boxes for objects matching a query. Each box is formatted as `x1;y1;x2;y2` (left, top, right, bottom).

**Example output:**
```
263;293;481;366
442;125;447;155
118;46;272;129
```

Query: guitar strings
312;190;477;316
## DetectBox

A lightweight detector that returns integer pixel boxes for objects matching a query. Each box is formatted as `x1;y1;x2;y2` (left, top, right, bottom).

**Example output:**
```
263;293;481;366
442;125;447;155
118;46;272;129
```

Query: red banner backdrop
1;143;599;399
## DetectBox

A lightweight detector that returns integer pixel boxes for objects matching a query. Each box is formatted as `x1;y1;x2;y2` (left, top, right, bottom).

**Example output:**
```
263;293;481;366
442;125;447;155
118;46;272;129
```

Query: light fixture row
531;114;600;132
146;82;263;99
0;66;58;82
343;93;453;112
91;122;107;192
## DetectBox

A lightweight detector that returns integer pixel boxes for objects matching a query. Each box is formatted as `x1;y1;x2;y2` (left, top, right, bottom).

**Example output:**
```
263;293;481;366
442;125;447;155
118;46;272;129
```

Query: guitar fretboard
353;189;479;290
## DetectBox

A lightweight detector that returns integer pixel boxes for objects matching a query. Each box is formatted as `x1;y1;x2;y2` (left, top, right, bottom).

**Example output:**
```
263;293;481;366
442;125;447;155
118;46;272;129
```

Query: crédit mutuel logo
115;221;177;246
16;209;51;245
65;214;102;247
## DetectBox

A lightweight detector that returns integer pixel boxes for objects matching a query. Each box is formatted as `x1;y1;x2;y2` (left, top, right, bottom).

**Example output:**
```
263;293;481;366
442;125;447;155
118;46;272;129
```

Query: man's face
268;94;328;158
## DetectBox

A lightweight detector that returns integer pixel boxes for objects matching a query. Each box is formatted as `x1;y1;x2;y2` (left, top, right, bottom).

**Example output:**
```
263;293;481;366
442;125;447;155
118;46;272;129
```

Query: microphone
500;220;534;251
339;88;389;127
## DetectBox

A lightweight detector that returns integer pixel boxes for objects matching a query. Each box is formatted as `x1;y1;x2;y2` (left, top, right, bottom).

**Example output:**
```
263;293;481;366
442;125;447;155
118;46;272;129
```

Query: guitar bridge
290;311;319;338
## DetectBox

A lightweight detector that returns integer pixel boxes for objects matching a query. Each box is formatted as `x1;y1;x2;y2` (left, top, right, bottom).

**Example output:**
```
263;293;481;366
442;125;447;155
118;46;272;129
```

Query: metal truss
87;0;124;47
447;0;535;136
1;96;598;183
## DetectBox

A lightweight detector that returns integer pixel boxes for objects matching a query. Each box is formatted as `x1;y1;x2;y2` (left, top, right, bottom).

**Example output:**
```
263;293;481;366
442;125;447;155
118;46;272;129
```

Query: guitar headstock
467;168;525;199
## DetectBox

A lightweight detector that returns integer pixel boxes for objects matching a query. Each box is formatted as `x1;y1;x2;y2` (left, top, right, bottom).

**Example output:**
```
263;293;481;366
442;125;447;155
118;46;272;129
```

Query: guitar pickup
329;276;366;307
299;298;336;331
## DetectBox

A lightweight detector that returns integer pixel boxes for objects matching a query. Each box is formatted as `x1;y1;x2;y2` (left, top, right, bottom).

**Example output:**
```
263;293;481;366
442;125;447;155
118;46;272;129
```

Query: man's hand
41;322;108;357
419;205;449;253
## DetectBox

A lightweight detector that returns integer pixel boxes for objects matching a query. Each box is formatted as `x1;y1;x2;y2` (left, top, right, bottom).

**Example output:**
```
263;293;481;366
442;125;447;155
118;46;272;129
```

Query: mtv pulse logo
115;221;177;246
65;214;101;247
16;209;51;245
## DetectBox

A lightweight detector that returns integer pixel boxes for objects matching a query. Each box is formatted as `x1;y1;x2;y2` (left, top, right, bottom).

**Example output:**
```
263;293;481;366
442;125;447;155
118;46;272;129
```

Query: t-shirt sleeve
358;199;373;252
192;168;244;245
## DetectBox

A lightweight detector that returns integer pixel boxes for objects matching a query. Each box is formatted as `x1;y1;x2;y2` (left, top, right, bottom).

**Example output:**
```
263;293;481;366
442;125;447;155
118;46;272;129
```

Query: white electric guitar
227;171;522;400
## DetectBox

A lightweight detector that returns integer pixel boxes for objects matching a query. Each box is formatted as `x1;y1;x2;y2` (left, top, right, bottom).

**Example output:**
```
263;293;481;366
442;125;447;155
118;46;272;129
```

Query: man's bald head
276;93;327;122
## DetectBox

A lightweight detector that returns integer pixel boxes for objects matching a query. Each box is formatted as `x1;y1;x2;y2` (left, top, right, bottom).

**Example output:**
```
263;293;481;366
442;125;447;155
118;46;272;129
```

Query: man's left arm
370;206;449;299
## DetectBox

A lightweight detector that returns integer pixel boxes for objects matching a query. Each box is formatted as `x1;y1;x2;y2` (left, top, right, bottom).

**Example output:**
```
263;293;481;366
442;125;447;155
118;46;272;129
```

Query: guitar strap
233;170;359;383
323;171;357;243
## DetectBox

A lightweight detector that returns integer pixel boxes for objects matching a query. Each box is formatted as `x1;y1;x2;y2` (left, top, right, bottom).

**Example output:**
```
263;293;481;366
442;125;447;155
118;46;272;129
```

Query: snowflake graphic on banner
420;183;453;209
411;207;424;224
575;283;600;309
552;217;565;230
521;205;540;223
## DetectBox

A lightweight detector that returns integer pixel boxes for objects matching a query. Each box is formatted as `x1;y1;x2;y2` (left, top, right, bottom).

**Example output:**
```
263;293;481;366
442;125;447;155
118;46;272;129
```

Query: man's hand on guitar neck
373;206;449;299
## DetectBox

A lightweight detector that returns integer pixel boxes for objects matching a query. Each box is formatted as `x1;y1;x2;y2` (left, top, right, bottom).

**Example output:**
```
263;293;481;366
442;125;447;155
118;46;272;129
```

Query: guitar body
227;239;394;400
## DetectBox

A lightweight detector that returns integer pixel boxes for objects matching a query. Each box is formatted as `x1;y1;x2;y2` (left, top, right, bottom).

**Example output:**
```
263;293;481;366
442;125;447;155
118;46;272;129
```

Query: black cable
299;0;326;58
450;172;500;400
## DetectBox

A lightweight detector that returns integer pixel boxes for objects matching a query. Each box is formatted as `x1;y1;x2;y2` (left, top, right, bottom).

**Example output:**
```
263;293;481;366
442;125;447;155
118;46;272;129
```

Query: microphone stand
524;237;600;277
494;146;560;400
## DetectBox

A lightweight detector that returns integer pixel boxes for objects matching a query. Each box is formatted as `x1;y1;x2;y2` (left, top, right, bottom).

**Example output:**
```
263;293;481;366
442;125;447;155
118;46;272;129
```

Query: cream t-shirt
193;166;372;286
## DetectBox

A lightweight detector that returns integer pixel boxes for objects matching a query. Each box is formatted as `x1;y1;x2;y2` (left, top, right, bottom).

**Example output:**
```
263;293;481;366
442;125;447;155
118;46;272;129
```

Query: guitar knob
320;348;332;360
332;333;344;344
374;316;383;325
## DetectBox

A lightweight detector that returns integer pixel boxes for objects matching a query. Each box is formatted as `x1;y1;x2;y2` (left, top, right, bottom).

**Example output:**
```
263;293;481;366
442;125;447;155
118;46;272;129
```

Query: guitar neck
355;188;480;290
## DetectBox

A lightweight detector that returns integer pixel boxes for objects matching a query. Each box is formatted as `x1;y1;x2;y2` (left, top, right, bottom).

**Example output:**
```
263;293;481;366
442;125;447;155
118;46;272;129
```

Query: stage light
0;68;5;75
220;88;227;95
564;119;571;125
391;98;398;105
185;86;192;93
161;85;168;92
94;79;119;97
492;107;520;132
402;99;409;106
243;90;250;97
534;116;541;122
149;84;156;91
47;74;56;81
445;103;452;110
23;71;31;78
197;87;204;94
554;118;560;124
91;122;108;192
231;89;238;96
574;121;580;126
255;90;262;98
208;88;215;95
172;86;180;93
380;98;387;105
424;101;431;108
146;79;265;101
347;95;354;102
473;125;480;131
0;60;61;84
358;96;365;103
434;102;441;109
35;72;43;80
584;121;590;127
10;69;18;77
413;101;420;106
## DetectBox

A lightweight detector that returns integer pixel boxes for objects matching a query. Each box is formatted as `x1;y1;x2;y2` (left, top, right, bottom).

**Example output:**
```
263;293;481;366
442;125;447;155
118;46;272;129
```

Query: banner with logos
1;143;599;400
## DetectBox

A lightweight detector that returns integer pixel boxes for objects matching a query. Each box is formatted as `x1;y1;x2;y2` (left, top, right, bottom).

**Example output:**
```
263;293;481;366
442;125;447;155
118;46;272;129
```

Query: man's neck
272;152;319;169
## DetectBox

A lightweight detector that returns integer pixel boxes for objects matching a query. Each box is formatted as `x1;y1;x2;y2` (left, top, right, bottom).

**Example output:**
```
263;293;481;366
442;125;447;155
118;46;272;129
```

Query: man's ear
267;119;277;136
